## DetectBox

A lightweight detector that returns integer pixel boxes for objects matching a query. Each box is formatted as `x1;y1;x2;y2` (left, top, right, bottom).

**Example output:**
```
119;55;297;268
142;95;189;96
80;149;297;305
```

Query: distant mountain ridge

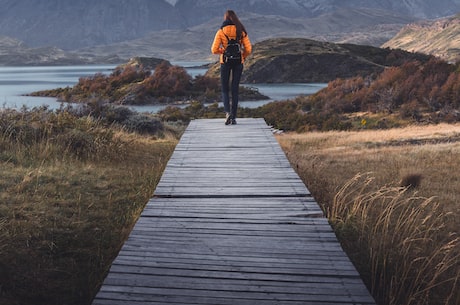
174;0;460;20
382;15;460;63
1;0;460;50
1;0;460;63
0;36;122;66
77;8;414;62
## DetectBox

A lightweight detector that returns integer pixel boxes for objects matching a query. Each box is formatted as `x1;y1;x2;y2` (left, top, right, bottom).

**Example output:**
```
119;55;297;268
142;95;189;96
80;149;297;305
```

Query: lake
0;63;327;112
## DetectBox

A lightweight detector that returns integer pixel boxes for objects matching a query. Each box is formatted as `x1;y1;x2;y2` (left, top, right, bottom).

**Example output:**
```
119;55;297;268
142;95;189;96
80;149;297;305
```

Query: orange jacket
211;23;252;64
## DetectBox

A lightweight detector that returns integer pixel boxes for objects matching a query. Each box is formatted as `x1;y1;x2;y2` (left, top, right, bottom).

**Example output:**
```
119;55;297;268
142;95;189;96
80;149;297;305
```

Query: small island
28;57;268;106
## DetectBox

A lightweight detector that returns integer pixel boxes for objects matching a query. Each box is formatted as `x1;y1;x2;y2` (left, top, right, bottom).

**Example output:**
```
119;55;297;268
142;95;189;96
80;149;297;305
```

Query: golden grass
277;123;460;305
0;114;178;305
278;123;460;220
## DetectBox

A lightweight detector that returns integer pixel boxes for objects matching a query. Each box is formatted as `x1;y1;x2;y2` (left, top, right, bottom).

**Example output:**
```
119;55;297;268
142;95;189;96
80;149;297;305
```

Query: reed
330;173;459;305
277;123;460;305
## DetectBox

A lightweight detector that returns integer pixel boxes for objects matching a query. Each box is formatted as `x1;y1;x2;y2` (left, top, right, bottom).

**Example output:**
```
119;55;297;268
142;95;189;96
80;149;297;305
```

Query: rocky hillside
82;8;413;62
206;38;433;83
1;0;460;63
0;36;122;66
382;14;460;63
174;0;460;20
0;0;179;50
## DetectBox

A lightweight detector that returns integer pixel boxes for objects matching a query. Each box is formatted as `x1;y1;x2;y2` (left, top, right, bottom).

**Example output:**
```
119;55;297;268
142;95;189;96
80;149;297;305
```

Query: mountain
0;36;122;66
0;0;180;50
382;15;460;63
174;0;460;20
206;38;433;83
77;8;413;62
0;0;460;63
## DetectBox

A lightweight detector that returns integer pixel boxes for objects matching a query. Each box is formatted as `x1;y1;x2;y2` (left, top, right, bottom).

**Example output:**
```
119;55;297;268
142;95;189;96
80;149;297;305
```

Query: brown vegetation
3;44;460;305
0;107;180;305
277;124;460;305
206;38;433;83
162;57;460;133
247;58;460;132
30;61;267;106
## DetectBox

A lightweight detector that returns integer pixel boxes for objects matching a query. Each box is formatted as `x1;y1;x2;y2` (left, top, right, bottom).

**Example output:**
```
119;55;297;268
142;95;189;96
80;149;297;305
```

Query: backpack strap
222;30;230;42
221;27;241;43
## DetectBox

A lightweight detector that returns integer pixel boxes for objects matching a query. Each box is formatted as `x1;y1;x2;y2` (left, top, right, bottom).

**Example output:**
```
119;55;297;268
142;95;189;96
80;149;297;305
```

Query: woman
211;10;252;125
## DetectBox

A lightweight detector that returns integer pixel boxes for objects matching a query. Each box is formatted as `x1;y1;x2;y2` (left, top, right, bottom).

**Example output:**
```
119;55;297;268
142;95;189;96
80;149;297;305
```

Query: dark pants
220;62;243;119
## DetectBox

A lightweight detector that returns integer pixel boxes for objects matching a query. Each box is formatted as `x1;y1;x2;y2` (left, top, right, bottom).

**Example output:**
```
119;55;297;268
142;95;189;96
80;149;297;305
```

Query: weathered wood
92;118;375;305
153;119;310;198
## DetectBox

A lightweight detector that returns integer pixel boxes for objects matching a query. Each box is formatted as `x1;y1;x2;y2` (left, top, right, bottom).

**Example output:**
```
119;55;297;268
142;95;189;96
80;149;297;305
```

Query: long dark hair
224;10;247;36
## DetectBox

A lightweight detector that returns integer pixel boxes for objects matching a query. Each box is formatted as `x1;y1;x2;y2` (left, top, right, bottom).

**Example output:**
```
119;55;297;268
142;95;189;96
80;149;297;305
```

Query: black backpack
222;31;242;65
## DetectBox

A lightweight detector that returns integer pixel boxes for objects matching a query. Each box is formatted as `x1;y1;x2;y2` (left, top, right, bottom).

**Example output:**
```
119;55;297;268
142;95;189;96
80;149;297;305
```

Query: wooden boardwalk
92;118;375;305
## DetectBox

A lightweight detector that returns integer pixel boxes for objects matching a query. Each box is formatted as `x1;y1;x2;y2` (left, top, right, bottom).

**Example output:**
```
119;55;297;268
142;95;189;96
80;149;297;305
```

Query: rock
206;38;432;83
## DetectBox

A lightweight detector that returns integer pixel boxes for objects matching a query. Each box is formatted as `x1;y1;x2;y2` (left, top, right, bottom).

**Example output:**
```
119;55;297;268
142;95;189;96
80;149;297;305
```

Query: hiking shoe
231;119;237;125
225;113;232;125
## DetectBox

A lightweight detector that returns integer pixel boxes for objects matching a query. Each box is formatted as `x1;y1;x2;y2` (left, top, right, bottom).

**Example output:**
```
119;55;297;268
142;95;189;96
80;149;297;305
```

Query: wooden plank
153;118;310;198
94;285;374;304
92;118;375;305
100;274;370;297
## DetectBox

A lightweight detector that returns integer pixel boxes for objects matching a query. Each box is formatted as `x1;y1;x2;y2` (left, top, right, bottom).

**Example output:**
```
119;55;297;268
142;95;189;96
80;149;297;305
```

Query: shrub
122;114;163;134
157;106;191;123
103;106;135;124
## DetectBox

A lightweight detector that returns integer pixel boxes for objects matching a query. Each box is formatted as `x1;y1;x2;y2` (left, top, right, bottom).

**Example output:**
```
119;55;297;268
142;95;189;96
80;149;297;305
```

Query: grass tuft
330;173;459;305
277;123;460;305
399;173;423;189
0;107;180;305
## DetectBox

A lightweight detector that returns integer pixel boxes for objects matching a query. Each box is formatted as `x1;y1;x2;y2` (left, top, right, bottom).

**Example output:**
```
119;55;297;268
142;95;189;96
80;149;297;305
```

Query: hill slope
81;8;413;62
382;15;460;63
0;36;122;66
1;0;460;63
206;38;432;83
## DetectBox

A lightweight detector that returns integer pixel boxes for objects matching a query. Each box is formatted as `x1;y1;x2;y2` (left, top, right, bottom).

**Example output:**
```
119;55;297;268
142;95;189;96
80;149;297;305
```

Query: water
0;65;115;109
0;63;326;112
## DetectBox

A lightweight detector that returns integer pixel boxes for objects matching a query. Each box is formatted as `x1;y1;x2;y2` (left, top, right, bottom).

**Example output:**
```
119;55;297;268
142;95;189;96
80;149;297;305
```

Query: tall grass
0;107;179;305
277;123;460;305
330;173;459;305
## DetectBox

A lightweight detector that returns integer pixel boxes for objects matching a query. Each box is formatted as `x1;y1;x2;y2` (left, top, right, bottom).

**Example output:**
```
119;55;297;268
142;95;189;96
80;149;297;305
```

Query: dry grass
0;111;178;305
277;123;460;305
